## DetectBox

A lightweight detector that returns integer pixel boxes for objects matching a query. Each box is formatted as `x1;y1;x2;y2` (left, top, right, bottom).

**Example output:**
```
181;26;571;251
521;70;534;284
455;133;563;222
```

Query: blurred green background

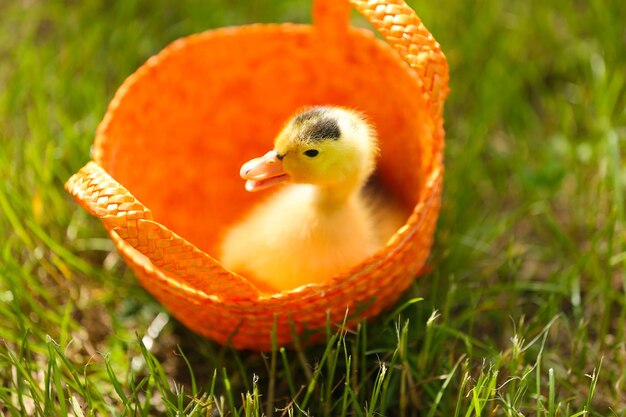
0;0;624;415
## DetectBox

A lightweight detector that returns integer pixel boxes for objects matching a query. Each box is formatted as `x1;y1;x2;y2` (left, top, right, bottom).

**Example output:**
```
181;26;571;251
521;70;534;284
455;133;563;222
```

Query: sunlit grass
1;0;624;415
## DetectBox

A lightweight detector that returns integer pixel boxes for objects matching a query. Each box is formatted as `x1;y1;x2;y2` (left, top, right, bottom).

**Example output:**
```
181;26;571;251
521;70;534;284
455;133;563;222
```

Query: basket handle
65;161;259;300
314;0;450;118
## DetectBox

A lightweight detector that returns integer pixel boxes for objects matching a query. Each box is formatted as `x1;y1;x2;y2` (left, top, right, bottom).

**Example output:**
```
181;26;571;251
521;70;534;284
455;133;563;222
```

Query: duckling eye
304;149;319;157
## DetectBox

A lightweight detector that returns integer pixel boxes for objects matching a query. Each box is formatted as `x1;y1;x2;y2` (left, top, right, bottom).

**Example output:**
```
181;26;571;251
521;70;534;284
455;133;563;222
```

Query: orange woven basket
66;0;449;350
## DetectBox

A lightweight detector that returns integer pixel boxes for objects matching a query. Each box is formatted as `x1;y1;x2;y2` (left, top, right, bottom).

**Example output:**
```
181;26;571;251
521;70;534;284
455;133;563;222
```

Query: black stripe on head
305;117;341;142
293;107;342;142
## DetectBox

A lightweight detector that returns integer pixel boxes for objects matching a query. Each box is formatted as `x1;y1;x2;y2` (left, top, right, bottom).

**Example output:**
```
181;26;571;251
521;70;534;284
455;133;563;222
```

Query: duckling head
241;106;378;195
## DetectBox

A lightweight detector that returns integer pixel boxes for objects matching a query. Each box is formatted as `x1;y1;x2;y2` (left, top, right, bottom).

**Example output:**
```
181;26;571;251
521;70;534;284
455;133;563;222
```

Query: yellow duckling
221;106;398;292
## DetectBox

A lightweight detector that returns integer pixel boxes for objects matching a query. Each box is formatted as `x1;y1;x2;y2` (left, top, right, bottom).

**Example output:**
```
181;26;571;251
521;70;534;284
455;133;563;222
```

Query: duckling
221;106;396;292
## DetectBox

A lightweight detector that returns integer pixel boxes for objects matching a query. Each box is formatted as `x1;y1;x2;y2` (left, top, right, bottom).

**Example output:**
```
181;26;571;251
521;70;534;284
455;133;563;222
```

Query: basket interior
95;24;434;256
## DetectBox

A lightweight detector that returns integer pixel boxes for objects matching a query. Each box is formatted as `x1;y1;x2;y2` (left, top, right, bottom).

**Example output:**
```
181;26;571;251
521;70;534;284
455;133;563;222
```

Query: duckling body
221;184;378;291
221;106;392;292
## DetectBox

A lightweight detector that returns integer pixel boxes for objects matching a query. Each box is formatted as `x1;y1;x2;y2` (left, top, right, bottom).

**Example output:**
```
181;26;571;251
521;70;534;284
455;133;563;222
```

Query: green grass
1;0;625;415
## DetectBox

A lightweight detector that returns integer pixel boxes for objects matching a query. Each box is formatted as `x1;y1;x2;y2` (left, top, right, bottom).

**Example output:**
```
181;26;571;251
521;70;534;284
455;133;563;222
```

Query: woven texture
65;0;449;350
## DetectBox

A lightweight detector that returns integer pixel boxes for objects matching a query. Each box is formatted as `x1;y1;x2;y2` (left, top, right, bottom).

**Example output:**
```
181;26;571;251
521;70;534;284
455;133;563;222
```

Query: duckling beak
240;151;289;192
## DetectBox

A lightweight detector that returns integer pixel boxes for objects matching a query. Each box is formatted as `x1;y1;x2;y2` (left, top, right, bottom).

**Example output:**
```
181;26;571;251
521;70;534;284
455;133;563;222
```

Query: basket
65;0;449;350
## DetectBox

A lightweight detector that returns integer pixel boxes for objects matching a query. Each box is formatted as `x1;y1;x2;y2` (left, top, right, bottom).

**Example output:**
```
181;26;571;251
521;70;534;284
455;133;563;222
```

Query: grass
0;0;624;415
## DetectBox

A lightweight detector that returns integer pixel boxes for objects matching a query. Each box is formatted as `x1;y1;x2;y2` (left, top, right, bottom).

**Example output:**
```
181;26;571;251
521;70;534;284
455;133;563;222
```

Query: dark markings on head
294;107;342;142
305;118;341;142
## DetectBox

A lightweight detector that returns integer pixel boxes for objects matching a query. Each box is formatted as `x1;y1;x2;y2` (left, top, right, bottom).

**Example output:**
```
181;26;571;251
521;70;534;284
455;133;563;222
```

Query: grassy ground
1;0;625;415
